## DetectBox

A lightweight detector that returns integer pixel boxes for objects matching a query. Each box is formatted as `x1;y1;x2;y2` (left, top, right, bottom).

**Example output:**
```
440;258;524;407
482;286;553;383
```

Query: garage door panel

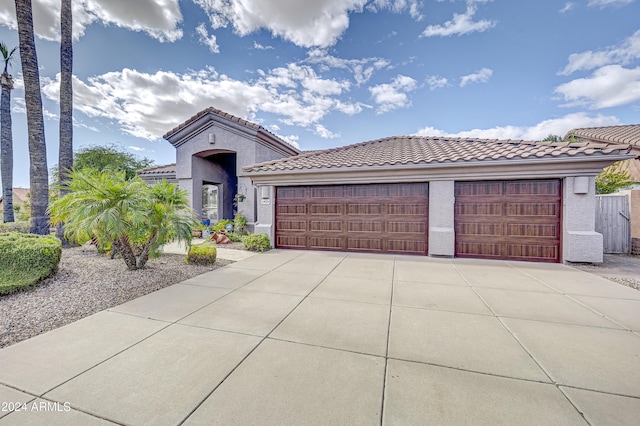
276;183;428;255
347;238;383;252
455;202;503;216
347;204;383;215
310;236;343;250
276;235;307;248
277;219;307;232
389;203;427;216
506;180;560;196
455;180;561;262
456;222;504;237
507;223;559;238
347;221;383;233
308;220;343;232
277;204;306;215
507;244;558;261
506;202;559;217
389;240;426;253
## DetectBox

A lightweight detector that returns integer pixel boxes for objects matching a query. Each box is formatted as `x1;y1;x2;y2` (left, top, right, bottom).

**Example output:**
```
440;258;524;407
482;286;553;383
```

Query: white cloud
369;74;417;113
129;146;145;152
415;113;622;140
193;0;368;47
559;2;576;13
426;75;448;90
253;41;274;50
421;1;496;37
554;65;640;109
0;0;183;42
560;29;640;75
195;23;220;53
459;68;493;87
367;0;424;20
40;64;363;140
588;0;635;8
304;49;390;85
314;124;340;138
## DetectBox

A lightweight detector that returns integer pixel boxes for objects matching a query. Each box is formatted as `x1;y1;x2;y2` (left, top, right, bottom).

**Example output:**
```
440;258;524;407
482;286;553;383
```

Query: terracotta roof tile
570;124;640;149
137;163;176;175
243;136;633;173
163;107;261;139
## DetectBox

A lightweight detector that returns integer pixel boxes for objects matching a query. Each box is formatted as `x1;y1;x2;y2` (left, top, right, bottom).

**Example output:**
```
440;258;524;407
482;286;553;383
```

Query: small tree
74;144;154;179
49;169;196;270
596;161;632;194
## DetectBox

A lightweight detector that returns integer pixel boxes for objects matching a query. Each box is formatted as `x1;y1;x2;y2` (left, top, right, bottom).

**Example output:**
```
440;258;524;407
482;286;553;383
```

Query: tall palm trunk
0;71;14;223
15;0;49;234
57;0;73;241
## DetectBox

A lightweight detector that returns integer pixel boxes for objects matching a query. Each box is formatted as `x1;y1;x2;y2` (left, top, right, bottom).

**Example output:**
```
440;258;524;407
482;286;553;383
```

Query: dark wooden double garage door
275;179;561;262
276;183;429;255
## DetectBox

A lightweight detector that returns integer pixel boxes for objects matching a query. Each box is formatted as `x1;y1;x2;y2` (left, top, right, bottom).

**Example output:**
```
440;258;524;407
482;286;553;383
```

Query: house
0;188;30;220
569;124;640;189
569;124;640;254
143;107;638;263
137;107;299;224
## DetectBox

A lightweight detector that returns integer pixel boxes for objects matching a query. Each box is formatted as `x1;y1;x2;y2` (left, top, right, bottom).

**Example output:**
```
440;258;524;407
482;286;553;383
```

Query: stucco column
254;185;276;245
563;176;603;263
428;180;455;257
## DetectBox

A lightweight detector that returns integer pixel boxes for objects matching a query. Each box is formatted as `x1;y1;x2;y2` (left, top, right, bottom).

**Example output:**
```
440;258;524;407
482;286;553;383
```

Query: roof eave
242;153;636;185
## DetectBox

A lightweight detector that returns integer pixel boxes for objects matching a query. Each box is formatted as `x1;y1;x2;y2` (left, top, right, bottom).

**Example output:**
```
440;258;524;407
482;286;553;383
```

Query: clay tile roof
569;124;640;150
163;107;262;139
136;163;176;175
243;136;633;173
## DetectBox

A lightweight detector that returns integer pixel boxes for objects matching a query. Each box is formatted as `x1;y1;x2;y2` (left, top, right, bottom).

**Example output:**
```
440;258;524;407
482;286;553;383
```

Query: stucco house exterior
138;107;299;224
140;108;638;264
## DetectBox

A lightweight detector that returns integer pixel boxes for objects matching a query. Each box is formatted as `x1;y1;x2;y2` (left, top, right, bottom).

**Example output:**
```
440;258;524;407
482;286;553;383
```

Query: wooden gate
596;194;631;253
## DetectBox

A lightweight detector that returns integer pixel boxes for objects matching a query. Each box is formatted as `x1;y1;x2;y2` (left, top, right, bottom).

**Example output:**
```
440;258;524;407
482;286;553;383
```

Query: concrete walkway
0;251;639;425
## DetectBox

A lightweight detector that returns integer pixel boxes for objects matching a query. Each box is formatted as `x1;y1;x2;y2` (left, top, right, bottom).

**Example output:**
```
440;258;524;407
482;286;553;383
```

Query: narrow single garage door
455;180;561;262
276;183;428;255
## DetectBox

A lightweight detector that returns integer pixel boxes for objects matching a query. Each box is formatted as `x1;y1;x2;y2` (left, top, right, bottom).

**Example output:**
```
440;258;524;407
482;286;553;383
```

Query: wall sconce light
208;133;215;144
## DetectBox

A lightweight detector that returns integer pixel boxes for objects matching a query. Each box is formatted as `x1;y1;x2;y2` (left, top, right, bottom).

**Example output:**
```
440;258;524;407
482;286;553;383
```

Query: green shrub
186;244;217;265
0;221;30;234
233;212;248;235
225;232;243;242
212;219;232;233
242;233;272;252
0;233;62;295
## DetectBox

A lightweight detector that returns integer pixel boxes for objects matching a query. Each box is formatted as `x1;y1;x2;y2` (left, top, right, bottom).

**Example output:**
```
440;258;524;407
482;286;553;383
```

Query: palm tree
56;0;73;241
49;170;196;270
15;0;49;234
0;42;17;223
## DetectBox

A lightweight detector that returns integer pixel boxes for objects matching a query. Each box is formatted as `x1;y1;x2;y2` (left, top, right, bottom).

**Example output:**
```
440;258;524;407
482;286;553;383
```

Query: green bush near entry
242;233;272;252
186;244;217;265
0;221;30;234
225;232;243;242
0;233;62;295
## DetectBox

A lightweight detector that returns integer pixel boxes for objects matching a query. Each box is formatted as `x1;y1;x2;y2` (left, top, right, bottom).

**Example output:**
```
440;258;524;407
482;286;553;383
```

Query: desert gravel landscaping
0;246;232;348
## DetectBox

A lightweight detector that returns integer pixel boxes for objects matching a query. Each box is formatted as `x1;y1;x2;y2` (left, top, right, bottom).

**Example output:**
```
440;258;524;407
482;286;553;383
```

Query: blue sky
0;0;639;188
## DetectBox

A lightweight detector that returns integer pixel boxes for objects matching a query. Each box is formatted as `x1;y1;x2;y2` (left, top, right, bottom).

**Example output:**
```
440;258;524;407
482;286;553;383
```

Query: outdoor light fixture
208;133;215;144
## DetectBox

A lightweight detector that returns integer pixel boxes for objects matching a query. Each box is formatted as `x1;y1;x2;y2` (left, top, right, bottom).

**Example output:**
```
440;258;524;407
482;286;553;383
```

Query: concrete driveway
0;250;639;425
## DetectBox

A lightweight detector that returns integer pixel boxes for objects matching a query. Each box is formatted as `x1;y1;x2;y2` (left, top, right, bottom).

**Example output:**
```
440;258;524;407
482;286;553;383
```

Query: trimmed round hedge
186;244;217;265
0;232;62;295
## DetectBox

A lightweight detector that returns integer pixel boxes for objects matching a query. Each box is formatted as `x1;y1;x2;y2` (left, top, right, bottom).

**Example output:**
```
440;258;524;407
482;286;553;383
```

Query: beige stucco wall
630;190;640;239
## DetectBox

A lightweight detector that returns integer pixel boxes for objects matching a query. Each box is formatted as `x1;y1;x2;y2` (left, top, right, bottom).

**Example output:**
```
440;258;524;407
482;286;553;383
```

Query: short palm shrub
0;233;62;295
49;169;197;270
242;233;272;252
187;244;217;265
